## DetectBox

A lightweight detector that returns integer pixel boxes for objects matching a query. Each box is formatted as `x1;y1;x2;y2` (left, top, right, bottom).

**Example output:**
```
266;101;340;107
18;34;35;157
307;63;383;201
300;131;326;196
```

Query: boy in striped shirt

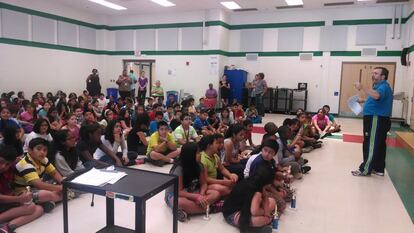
14;138;64;212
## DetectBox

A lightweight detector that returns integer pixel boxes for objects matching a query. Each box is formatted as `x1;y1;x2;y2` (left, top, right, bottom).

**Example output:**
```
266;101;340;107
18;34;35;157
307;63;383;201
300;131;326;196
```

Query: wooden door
339;62;396;117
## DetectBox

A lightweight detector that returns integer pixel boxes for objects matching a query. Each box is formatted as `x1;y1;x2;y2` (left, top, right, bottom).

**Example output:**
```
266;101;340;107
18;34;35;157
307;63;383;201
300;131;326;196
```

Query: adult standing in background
220;74;230;107
137;71;148;105
116;69;132;99
151;80;164;104
352;67;393;177
86;68;101;98
129;70;137;102
205;83;218;109
253;73;267;117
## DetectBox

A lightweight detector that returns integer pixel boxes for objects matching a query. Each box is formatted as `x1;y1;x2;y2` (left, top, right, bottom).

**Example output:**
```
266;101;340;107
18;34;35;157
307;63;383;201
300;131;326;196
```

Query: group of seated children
0;88;338;233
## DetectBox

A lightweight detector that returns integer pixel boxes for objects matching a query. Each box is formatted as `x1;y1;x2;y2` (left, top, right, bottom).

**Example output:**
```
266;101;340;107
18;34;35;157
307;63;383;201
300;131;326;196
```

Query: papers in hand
71;168;127;186
348;95;363;116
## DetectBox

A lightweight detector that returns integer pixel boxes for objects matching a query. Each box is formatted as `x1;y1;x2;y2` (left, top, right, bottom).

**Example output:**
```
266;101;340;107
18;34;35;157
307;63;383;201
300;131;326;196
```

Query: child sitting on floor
200;134;238;197
165;142;222;222
146;121;180;166
223;164;276;233
312;108;334;139
14;138;64;212
322;105;341;133
193;109;215;136
0;146;44;233
245;103;262;124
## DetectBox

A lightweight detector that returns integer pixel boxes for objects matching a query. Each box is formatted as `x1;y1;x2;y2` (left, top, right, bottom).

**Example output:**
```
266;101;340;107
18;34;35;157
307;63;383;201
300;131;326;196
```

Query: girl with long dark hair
50;130;84;177
23;119;53;153
127;113;149;155
94;120;136;166
165;142;221;222
223;165;276;233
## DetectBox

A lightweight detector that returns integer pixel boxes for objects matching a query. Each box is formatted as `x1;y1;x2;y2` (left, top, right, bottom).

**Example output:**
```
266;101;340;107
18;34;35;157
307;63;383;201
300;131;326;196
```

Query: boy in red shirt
0;146;43;233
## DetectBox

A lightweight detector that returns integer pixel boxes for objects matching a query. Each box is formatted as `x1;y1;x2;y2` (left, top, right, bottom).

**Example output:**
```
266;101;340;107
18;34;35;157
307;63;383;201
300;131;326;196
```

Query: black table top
64;167;177;200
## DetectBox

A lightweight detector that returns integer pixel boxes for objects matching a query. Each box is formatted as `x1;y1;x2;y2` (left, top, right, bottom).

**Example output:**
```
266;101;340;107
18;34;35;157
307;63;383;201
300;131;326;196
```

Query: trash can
107;88;118;101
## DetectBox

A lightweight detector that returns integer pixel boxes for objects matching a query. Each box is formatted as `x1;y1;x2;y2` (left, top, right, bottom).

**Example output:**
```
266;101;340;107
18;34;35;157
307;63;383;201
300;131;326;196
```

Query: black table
62;167;178;233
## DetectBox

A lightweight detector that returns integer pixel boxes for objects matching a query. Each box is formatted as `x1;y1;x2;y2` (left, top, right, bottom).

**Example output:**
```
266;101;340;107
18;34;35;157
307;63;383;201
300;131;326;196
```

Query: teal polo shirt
363;80;393;117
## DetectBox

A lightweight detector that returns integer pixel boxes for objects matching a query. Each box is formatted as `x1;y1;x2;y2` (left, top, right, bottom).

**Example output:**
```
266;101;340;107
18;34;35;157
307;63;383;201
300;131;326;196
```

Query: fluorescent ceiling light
285;0;303;6
88;0;127;10
151;0;176;7
221;1;241;10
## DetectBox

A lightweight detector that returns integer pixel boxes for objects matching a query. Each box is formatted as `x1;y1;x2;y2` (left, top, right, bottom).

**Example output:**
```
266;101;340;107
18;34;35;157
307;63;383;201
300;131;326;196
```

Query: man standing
86;68;101;98
253;73;267;117
116;69;132;99
352;67;393;177
128;70;137;102
151;80;164;104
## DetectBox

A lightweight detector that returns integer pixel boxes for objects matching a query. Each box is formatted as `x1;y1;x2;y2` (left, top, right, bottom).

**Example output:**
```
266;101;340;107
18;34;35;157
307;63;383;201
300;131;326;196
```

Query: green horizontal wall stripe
2;2;414;31
0;2;108;29
333;18;393;25
109;22;204;30
205;21;232;29
1;37;406;57
230;21;325;29
377;50;402;56
330;51;361;56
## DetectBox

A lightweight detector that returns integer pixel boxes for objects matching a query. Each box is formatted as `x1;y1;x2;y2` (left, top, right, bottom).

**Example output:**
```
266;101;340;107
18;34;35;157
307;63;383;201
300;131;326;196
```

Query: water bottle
24;186;33;205
203;204;211;221
272;209;279;232
291;195;296;209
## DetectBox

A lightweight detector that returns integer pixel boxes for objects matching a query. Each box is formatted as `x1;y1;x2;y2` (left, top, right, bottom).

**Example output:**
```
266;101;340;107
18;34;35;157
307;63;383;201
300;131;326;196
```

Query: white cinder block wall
0;0;414;123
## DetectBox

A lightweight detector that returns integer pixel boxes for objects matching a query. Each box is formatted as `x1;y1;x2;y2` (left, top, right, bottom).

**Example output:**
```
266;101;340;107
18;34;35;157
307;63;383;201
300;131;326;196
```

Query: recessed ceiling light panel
285;0;303;6
88;0;127;10
151;0;176;7
221;1;242;10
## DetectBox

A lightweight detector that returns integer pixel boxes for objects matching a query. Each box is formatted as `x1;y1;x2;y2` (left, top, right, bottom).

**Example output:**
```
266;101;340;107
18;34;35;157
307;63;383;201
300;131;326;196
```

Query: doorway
411;87;414;130
339;62;396;117
123;59;156;101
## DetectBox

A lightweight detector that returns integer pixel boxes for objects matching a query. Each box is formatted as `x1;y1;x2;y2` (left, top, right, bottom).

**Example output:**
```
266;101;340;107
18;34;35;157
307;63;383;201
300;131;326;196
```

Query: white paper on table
347;95;363;115
71;168;127;186
107;172;127;184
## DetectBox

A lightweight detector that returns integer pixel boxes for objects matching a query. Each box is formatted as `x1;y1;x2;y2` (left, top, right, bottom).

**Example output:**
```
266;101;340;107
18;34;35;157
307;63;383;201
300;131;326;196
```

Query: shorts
146;149;173;167
225;211;240;227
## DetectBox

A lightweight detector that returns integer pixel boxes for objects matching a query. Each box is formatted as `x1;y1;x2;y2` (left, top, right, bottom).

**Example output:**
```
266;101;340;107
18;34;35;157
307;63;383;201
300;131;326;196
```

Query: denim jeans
255;94;264;116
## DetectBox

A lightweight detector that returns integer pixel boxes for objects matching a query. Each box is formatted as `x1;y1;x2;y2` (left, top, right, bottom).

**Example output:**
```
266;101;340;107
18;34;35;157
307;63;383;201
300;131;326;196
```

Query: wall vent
324;2;354;7
361;48;377;56
246;53;259;61
299;53;313;61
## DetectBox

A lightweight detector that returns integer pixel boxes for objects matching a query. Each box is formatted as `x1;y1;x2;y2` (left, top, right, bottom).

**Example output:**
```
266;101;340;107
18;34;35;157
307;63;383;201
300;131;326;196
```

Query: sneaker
177;209;188;222
301;166;311;174
372;170;384;176
0;224;11;233
303;159;309;165
211;200;224;213
351;170;370;177
41;201;56;213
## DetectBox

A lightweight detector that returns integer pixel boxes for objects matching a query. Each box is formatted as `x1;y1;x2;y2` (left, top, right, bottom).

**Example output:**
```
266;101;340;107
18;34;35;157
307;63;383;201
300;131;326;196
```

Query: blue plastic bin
107;88;118;101
166;91;178;106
